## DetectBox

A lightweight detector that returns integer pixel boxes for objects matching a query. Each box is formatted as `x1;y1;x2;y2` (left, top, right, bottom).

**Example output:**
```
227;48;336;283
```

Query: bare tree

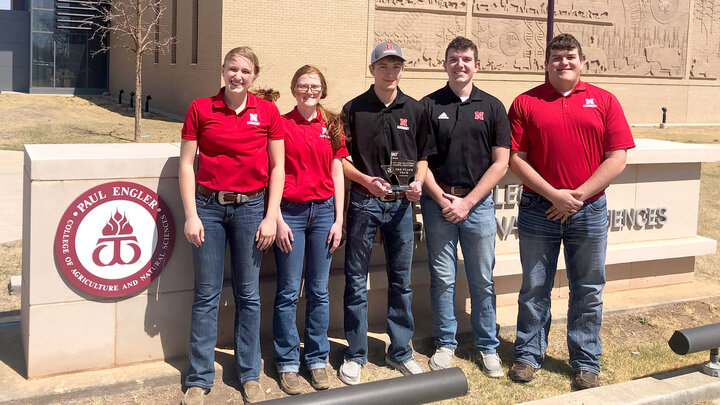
86;0;174;142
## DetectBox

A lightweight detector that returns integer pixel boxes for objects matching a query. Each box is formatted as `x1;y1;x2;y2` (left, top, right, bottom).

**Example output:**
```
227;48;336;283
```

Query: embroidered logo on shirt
583;98;597;108
247;113;260;125
320;126;330;139
397;118;409;130
474;111;484;120
438;112;449;120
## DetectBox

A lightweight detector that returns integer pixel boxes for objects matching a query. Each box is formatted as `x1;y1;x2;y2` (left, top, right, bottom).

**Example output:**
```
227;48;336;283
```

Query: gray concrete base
521;368;720;405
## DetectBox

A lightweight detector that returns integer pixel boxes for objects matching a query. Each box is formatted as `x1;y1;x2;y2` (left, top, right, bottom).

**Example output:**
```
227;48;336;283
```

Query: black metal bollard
662;107;667;124
259;367;468;405
130;92;135;108
118;89;124;104
668;322;720;377
145;95;152;113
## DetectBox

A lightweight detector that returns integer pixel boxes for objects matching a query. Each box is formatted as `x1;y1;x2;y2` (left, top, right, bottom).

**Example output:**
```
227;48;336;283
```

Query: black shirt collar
439;82;484;103
365;84;408;108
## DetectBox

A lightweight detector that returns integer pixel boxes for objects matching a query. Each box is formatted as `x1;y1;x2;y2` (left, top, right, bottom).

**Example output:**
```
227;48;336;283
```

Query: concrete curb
520;367;720;405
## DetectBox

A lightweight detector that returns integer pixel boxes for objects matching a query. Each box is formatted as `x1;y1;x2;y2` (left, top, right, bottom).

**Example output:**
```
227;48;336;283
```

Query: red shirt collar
541;79;587;96
286;106;324;124
211;87;259;110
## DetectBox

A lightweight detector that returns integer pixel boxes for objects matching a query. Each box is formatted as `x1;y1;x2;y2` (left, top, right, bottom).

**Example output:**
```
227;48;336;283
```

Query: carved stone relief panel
374;9;466;69
374;0;693;78
689;0;720;78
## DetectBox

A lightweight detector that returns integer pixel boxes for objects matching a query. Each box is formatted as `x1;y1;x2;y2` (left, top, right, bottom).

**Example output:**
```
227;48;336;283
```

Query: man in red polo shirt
507;33;635;390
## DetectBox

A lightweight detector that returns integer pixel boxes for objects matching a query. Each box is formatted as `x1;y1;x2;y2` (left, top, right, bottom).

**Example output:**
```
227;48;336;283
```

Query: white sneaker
480;352;504;378
385;355;424;375
428;347;454;370
338;359;362;385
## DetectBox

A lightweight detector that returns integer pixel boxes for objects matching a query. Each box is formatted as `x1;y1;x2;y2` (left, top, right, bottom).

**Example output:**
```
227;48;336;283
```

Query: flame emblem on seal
102;210;134;236
92;210;141;266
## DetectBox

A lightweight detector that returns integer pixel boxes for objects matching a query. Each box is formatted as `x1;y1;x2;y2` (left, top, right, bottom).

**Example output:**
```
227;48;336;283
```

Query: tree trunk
134;0;143;143
134;49;142;142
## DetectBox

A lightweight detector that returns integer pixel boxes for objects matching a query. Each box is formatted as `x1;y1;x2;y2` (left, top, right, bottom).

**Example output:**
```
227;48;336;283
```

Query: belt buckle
379;192;396;202
217;191;249;205
217;191;233;205
449;186;458;196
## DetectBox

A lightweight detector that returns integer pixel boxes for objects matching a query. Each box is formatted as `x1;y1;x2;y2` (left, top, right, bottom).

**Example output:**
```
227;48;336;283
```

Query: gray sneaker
428;347;454;371
479;352;504;378
338;359;362;385
385;355;425;375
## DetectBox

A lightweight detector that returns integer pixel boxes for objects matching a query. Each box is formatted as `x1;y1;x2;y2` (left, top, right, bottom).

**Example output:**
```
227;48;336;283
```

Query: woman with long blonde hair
178;46;284;404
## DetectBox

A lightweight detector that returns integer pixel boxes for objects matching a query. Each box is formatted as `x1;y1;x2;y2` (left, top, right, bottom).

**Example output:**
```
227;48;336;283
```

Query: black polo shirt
343;85;436;184
421;83;511;189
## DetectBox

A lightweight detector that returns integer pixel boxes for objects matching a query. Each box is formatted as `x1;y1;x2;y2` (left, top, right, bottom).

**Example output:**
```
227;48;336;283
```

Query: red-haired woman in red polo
272;65;347;395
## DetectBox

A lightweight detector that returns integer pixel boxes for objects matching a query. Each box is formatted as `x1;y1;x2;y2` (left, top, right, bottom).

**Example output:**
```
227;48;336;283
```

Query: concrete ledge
24;143;181;181
628;139;720;164
520;368;720;405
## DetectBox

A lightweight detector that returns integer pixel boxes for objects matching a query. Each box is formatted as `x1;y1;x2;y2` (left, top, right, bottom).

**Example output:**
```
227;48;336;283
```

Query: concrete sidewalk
1;280;718;404
0;151;23;244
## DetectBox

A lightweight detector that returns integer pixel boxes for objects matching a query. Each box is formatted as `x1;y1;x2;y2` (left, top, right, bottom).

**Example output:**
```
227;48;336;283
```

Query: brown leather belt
352;183;406;202
197;184;265;205
439;183;472;197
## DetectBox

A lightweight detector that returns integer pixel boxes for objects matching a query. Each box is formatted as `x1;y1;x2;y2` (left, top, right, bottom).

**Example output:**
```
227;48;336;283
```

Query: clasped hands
546;189;584;223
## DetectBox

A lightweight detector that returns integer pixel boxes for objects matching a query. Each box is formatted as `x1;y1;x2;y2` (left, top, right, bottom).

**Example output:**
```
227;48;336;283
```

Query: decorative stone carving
374;0;698;78
689;0;720;79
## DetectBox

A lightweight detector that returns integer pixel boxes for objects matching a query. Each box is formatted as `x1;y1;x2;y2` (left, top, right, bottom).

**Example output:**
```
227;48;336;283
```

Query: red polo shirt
282;107;348;202
509;81;635;200
181;88;284;193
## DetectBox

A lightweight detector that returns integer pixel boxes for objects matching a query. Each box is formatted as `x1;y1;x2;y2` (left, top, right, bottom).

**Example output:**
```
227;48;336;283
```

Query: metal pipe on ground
668;322;720;377
260;367;468;405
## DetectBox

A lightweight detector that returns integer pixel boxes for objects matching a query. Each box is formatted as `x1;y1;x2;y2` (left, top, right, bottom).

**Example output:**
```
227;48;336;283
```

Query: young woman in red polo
178;46;285;405
272;65;347;395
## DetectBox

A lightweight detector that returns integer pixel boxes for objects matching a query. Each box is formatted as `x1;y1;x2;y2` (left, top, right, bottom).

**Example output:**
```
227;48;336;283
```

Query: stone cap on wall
24;143;181;181
628;139;720;164
23;139;720;181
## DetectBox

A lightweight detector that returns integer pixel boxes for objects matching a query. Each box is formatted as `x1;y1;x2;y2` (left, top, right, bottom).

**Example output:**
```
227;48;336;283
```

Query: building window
170;0;176;64
191;0;197;64
29;0;108;90
33;0;53;9
0;0;11;10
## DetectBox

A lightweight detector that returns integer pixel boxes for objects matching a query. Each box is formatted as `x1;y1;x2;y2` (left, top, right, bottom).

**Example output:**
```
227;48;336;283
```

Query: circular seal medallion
650;0;678;24
500;28;522;57
54;181;175;298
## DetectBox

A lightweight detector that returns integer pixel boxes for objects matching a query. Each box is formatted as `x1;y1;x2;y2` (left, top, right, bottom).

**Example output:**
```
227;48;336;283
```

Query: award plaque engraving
381;151;417;191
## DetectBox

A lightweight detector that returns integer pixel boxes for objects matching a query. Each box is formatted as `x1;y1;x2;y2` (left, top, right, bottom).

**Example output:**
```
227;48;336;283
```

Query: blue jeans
343;189;415;364
514;191;607;373
272;197;335;373
186;191;264;388
420;193;499;353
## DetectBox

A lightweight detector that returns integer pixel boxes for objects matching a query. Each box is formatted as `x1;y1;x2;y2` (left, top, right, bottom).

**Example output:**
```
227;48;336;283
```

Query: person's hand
275;217;294;253
367;177;391;197
405;180;423;201
327;221;343;253
184;215;204;247
441;194;472;224
546;189;583;222
255;217;277;250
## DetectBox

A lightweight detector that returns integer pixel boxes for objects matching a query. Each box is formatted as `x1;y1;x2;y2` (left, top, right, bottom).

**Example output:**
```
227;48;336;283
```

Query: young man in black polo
420;36;511;376
339;41;436;385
